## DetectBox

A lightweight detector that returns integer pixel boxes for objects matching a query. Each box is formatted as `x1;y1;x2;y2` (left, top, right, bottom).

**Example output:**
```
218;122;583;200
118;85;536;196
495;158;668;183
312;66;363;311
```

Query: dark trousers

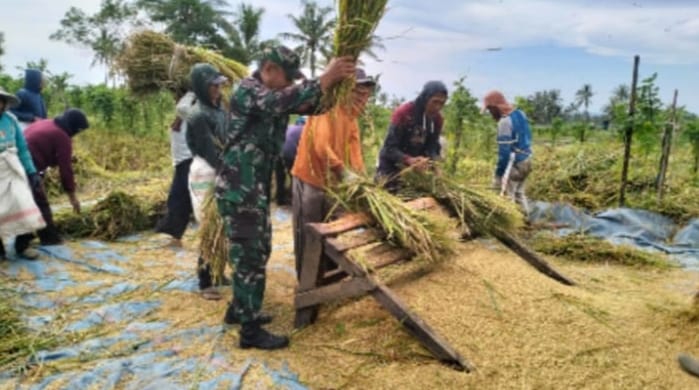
156;158;193;240
274;156;290;205
15;179;59;252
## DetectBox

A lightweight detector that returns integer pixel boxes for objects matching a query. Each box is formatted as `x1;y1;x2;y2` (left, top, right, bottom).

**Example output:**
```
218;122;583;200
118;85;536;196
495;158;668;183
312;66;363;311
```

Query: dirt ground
4;205;699;389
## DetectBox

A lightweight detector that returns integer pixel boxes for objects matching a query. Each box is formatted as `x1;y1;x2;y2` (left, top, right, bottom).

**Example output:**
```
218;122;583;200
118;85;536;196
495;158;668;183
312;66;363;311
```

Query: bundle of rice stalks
198;191;229;284
115;30;248;95
329;176;454;263
57;191;154;240
531;233;672;268
403;170;524;236
0;289;59;373
331;0;388;105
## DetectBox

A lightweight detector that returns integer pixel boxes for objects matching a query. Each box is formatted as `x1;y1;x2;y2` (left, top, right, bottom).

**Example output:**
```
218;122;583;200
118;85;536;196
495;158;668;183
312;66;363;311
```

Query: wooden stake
657;89;679;201
619;55;640;207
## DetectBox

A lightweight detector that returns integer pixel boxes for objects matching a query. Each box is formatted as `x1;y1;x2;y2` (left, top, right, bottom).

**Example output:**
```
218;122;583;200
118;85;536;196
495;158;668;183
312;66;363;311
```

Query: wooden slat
371;284;472;371
369;246;413;270
327;228;382;252
346;243;414;272
312;197;441;237
294;277;376;308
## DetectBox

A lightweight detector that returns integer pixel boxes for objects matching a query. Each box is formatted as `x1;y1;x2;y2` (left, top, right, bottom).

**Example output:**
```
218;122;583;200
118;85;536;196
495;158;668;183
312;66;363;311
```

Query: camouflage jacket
216;75;325;205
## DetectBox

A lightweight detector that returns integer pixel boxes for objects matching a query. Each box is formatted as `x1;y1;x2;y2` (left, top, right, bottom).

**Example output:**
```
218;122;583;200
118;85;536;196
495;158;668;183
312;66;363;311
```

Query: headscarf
413;81;448;120
55;109;89;137
482;90;514;116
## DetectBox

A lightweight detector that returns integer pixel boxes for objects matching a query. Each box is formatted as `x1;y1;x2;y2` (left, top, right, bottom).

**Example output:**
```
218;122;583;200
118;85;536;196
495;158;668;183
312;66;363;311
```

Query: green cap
259;45;305;81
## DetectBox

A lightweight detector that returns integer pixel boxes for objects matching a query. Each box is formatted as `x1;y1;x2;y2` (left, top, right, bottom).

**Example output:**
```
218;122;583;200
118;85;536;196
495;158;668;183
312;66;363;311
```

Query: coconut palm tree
227;3;277;65
279;0;335;77
575;84;594;142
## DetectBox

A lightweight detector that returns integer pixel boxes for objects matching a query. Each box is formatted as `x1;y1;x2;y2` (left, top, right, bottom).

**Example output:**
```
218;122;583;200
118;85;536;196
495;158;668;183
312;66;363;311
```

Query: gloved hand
342;169;362;184
28;173;42;191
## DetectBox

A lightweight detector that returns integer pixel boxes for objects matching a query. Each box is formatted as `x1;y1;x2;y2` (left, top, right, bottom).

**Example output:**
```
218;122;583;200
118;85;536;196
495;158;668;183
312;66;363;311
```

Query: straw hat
0;88;20;108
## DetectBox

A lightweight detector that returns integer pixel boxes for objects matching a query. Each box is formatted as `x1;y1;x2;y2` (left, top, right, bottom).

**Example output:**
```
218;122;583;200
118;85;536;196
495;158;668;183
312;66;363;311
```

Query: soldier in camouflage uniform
217;46;355;350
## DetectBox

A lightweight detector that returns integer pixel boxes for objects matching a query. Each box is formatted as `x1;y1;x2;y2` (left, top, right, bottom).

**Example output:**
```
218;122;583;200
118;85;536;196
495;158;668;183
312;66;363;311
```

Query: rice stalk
403;169;524;236
328;176;453;263
331;0;388;106
57;191;157;241
198;190;229;284
115;30;248;96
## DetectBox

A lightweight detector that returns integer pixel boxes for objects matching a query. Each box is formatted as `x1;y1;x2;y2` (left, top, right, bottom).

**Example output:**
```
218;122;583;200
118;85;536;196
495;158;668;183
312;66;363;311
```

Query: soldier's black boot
239;322;289;350
223;303;273;326
197;257;213;290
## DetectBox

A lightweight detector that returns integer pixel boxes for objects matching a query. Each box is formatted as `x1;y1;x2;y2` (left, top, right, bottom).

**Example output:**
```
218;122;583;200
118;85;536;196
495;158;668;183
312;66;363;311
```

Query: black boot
197;257;213;290
0;240;6;261
239;322;289;350
38;225;63;246
223;303;273;326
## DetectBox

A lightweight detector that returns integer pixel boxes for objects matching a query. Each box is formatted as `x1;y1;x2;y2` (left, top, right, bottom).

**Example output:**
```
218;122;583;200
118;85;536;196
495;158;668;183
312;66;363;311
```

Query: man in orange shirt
291;69;375;277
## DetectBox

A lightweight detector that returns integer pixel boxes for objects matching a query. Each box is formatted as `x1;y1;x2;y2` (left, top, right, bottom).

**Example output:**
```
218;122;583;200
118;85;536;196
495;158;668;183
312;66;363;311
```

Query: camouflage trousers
216;198;272;324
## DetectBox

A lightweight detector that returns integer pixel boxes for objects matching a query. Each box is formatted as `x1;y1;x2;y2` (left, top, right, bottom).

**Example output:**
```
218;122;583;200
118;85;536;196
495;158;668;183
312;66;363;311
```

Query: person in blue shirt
482;90;533;214
0;88;42;260
275;116;307;206
11;69;47;129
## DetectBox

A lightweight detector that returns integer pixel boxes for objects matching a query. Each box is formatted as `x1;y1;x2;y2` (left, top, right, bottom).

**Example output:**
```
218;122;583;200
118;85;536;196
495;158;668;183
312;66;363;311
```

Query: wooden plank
294;277;376;308
371;284;472;371
312;197;441;237
493;230;576;286
371;247;413;270
294;226;325;328
348;243;413;271
327;228;382;252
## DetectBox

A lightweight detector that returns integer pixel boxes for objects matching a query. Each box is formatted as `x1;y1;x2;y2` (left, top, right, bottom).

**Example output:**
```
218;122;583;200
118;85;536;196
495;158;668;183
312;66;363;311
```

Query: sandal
200;287;222;301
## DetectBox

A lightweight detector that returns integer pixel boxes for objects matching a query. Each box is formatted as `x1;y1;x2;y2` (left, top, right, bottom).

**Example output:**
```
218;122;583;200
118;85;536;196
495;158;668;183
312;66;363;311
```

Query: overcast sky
2;0;698;113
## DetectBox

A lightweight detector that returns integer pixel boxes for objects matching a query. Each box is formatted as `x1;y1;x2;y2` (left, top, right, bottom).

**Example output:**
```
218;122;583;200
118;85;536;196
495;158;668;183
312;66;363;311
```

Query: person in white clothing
155;90;196;247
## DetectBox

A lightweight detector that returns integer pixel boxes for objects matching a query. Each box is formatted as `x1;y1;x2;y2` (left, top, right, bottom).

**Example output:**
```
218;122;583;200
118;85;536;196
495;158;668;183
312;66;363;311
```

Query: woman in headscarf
376;81;448;191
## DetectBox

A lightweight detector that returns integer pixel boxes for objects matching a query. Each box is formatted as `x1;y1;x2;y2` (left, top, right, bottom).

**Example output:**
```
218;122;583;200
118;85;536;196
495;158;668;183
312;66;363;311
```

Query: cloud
2;0;697;112
386;0;699;65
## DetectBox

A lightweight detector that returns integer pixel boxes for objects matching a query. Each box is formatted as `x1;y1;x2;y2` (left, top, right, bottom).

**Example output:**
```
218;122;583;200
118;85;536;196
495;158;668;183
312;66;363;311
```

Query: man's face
487;105;502;121
425;93;447;116
351;84;373;115
261;62;292;90
208;83;222;104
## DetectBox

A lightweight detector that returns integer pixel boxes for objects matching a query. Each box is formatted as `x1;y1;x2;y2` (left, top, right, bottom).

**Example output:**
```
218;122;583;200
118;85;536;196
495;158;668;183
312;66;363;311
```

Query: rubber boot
197;257;213;290
239;322;289;350
223;303;273;326
38;225;63;246
0;240;6;261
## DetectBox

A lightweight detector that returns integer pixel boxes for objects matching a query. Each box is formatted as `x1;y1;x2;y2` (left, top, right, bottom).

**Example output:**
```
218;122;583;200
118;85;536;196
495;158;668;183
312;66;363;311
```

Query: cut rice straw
330;0;388;106
115;30;248;96
328;176;454;263
199;190;229;284
403;168;525;236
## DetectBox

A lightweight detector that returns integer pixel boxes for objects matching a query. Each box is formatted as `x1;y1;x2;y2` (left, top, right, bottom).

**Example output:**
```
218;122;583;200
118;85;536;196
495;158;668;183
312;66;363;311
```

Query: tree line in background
0;0;697;176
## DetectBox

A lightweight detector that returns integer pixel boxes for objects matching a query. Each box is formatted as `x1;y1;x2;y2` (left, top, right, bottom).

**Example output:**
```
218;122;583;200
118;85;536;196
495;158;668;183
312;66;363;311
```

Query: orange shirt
291;106;365;189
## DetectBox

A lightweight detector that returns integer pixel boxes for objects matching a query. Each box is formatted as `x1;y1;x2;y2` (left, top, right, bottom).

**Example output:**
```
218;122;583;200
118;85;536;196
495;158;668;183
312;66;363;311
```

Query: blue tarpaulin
529;201;699;269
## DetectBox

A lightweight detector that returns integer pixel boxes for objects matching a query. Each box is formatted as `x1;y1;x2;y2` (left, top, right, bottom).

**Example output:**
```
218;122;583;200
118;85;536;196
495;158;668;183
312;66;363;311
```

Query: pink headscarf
482;90;513;116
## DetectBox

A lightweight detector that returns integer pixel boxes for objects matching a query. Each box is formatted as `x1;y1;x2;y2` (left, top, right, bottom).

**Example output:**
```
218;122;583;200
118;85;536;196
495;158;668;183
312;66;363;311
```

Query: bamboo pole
619;55;640;207
656;89;678;201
